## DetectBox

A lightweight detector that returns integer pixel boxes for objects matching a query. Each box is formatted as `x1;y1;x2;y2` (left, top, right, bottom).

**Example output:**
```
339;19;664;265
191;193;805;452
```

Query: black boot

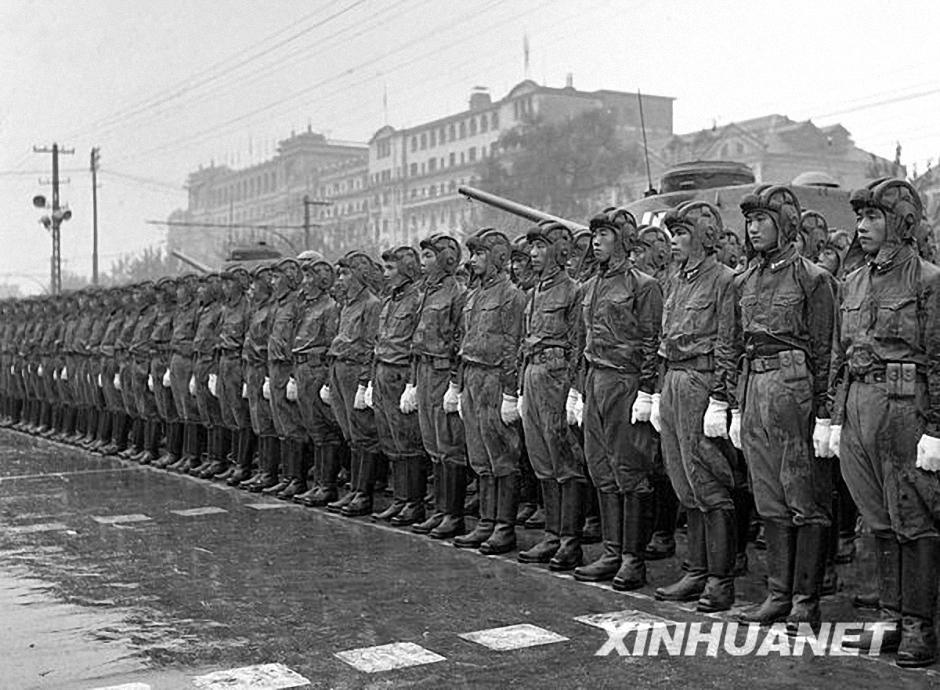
342;450;376;516
454;475;495;548
479;473;518;555
518;479;560;563
841;532;901;653
327;445;358;513
732;488;753;576
645;474;677;560
300;444;340;507
156;422;183;469
613;491;653;591
413;461;445;534
226;429;256;484
739;520;795;624
190;425;217;476
372;459;406;521
785;524;828;634
430;462;467;539
257;438;285;493
656;508;707;601
524;482;546;530
698;508;736;612
550;480;585;571
575;491;622;582
172;422;198;471
200;427;229;478
277;440;308;500
896;537;940;668
582;488;601;544
391;455;427;526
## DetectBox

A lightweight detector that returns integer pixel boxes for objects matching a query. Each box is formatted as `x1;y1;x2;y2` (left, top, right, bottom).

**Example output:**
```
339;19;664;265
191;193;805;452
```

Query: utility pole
302;195;331;251
90;147;100;285
34;143;74;294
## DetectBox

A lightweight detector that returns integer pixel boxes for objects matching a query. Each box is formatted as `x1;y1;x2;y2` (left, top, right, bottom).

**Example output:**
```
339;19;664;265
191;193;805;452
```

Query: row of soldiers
1;177;938;668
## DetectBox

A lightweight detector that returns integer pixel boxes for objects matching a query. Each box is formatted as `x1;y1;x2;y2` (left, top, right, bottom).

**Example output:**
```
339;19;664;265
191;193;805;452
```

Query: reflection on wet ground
0;429;936;689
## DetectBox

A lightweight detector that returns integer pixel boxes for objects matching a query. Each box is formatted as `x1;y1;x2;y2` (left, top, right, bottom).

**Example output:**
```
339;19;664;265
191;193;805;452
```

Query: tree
476;108;645;223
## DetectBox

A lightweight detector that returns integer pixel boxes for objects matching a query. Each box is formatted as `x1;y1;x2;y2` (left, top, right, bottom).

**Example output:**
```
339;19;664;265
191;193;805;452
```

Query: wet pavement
0;429;938;689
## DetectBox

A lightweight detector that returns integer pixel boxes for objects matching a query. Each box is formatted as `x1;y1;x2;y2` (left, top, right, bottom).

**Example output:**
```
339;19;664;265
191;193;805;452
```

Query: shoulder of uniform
918;257;940;283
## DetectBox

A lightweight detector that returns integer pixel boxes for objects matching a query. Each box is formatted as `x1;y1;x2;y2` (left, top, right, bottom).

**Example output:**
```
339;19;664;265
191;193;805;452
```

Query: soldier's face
383;261;400;282
671;229;692;264
469;249;488;277
335;267;352;293
592;228;617;263
529;239;549;274
746;211;778;253
511;256;529;282
817;248;839;275
856;207;886;255
420;248;437;275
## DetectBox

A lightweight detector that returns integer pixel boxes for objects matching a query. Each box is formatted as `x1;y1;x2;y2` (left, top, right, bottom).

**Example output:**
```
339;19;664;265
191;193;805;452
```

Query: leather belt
667;353;714;372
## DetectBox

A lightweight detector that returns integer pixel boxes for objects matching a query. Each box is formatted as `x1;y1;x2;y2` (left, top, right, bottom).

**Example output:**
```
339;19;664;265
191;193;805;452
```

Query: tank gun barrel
458;186;587;231
170;249;213;274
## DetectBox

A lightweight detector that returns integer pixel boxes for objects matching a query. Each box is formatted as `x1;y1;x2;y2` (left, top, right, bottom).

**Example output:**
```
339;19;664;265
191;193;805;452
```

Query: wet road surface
0;429;938;689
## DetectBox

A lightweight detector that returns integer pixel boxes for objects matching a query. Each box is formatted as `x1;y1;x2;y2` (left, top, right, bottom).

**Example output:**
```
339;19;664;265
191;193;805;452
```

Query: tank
222;241;282;269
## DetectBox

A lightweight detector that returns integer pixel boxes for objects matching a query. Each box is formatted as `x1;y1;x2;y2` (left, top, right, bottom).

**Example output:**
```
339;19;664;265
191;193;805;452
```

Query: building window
411;135;418;152
469;118;477;136
459;121;467;139
448;123;456;141
460;152;465;165
449;152;456;167
428;158;437;172
429;130;436;147
468;147;476;162
410;162;418;177
420;133;427;150
480;115;488;133
491;112;499;129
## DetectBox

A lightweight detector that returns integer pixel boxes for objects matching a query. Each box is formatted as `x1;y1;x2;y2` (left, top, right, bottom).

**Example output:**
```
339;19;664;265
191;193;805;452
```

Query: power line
146;219;321;230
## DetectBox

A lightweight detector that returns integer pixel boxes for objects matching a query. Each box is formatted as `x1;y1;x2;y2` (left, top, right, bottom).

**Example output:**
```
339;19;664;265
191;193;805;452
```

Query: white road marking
91;514;152;525
459;623;568;651
170;507;228;517
192;662;310;689
335;641;446;673
245;502;293;510
574;609;675;632
4;522;69;534
0;467;139;482
88;684;151;690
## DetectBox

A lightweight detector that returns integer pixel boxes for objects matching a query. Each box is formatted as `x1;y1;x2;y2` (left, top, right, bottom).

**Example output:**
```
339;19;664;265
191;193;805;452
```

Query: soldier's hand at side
650;393;662;433
147;374;154;392
631;391;653;424
241;382;249;399
285;376;298;402
442;382;460;414
208;373;218;398
262;376;271;400
114;373;122;390
566;388;580;427
703;398;730;438
729;409;742;450
500;394;520;425
364;381;374;409
319;384;332;405
812;418;832;458
399;383;418;414
162;369;171;387
916;434;940;472
188;374;197;396
829;425;842;459
353;383;368;410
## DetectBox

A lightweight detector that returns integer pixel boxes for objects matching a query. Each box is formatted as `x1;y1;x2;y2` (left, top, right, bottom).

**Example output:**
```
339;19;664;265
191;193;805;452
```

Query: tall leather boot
200;427;228;478
157;422;183;469
698;508;736;612
524;481;546;529
646;473;678;560
137;421;158;465
515;459;538;525
518;479;561;563
739;520;796;623
655;508;707;601
896;536;940;668
113;412;132;455
413;461;445;534
841;532;901;653
550;480;585;571
391;455;427;526
262;438;291;495
430;462;466;539
785;523;828;634
342;450;376;516
119;418;142;458
306;443;340;506
36;401;50;435
169;422;195;471
227;428;256;485
293;443;322;504
372;459;406;521
190;425;215;476
277;440;307;500
327;445;358;512
250;436;280;492
575;491;623;582
613;491;653;591
732;488;754;576
454;475;495;548
582;487;601;544
479;473;518;555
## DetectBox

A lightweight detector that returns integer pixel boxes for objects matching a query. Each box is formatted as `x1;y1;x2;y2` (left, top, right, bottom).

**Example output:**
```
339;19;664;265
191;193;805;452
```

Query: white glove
162;369;171;387
147;374;154;392
703;398;730;438
364;381;374;409
262;376;271;400
354;383;368;410
650;393;662;433
631;391;653;424
812;418;832;458
565;388;581;427
113;373;121;390
442;382;460;414
96;372;102;387
319;384;331;404
188;374;197;396
399;383;418;414
61;366;68;380
457;391;464;419
8;364;13;374
208;373;218;397
729;409;742;450
829;425;842;459
500;393;520;425
518;393;526;419
37;364;43;377
286;376;298;402
241;382;249;399
916;434;940;472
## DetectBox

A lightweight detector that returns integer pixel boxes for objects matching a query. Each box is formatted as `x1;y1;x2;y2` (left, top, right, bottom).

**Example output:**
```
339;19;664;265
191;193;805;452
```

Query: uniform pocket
874;296;917;343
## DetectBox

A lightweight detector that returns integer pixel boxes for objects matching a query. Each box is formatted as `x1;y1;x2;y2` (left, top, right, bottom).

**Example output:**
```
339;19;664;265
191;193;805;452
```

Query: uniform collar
760;244;797;273
679;254;716;282
868;242;915;274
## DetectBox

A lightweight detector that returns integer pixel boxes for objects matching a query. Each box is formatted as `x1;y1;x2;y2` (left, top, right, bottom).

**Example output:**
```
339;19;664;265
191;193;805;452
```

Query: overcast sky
2;0;939;294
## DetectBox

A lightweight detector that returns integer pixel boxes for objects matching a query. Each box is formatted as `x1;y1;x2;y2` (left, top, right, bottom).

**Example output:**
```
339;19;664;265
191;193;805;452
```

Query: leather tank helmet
525;220;573;270
381;245;422;288
663;200;723;258
420;233;462;276
739;184;802;252
588;206;639;261
849;177;923;246
466;227;511;278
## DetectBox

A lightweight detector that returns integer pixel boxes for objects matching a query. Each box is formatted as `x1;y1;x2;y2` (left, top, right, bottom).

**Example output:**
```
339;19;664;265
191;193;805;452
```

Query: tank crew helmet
739;184;802;247
849;177;922;245
589;206;639;255
297;249;325;263
419;233;462;275
302;259;335;292
799;210;829;260
274;257;303;289
337;251;383;293
381;245;422;284
663;200;723;255
466;228;511;274
526;220;573;269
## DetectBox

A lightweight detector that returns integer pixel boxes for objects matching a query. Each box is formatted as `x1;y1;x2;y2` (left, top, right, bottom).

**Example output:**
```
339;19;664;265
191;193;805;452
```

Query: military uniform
190;278;226;476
